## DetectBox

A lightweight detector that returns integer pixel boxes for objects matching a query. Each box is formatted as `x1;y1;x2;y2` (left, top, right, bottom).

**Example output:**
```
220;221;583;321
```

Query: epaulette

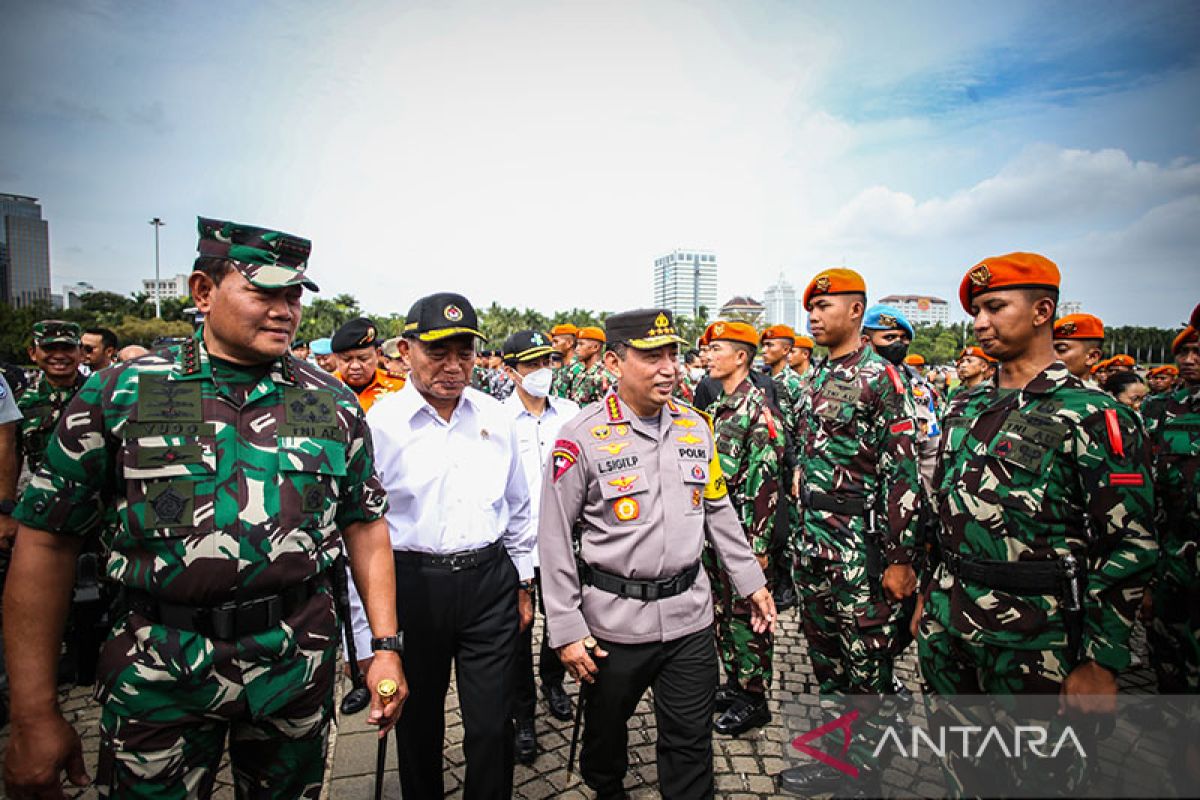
884;363;906;395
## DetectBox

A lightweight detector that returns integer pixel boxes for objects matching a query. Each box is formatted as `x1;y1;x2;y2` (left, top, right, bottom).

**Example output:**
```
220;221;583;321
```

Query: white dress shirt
347;381;534;658
502;392;580;567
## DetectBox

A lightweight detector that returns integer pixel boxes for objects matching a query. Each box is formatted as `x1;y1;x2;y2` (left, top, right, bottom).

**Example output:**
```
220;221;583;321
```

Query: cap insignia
444;304;463;322
814;275;831;292
1058;322;1076;336
969;264;991;287
654;313;669;328
879;314;897;328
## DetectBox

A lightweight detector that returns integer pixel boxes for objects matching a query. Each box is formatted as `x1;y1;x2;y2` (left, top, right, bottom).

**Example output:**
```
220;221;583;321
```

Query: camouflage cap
195;216;319;292
32;319;81;347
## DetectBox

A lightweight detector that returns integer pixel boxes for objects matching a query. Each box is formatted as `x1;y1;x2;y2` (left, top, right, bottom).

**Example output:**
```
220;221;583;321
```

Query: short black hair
192;256;235;284
684;349;699;363
1104;370;1144;396
84;327;118;350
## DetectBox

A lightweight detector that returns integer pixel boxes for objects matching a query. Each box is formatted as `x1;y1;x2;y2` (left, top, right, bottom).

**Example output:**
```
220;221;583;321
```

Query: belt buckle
447;552;470;572
211;602;238;640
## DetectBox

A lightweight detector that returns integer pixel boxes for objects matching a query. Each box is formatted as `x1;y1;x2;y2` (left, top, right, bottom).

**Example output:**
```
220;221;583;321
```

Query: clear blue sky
2;0;1197;326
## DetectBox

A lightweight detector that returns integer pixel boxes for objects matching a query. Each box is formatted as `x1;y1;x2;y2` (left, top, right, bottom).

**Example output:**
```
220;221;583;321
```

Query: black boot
714;681;740;714
541;682;573;721
714;692;770;736
514;717;537;765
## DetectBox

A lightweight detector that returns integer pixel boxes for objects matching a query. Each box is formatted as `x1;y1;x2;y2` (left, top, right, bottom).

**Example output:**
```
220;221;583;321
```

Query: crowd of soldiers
0;217;1195;800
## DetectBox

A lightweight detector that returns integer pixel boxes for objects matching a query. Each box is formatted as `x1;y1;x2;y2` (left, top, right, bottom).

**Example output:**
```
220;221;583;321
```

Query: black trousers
581;628;718;800
394;547;519;800
512;567;567;720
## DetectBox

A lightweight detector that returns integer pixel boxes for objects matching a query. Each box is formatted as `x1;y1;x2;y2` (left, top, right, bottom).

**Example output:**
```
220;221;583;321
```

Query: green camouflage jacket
16;370;87;474
552;359;582;399
710;378;784;556
796;345;921;564
470;363;490;392
1143;383;1200;585
928;362;1157;672
570;361;611;406
13;329;388;605
768;365;804;452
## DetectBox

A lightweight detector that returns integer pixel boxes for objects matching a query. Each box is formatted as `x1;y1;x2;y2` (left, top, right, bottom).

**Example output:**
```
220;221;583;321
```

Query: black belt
800;487;867;516
942;551;1071;596
123;574;325;640
393;540;504;572
579;561;700;601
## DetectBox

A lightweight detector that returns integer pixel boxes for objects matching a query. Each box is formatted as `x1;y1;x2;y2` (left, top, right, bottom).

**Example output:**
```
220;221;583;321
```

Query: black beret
331;317;380;352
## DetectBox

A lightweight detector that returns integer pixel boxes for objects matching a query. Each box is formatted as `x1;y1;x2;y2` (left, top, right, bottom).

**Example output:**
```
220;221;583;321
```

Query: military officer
778;270;922;797
539;308;775;800
549;323;580;399
3;217;404;799
917;253;1157;795
331;317;406;412
951;345;996;399
1052;312;1106;385
759;325;803;614
1147;364;1180;397
788;334;815;388
702;321;784;736
568;327;610;406
16;320;87;475
1142;318;1200;697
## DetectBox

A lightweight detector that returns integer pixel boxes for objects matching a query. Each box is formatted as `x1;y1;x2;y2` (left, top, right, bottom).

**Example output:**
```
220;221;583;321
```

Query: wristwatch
371;634;404;655
0;499;15;516
518;579;535;593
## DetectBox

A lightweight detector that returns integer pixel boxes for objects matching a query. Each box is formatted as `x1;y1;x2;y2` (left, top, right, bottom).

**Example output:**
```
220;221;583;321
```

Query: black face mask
876;341;909;366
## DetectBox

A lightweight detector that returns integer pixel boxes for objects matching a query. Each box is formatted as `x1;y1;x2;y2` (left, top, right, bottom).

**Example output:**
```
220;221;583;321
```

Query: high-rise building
142;274;190;301
877;294;950;326
653;249;717;322
763;273;802;330
0;194;51;308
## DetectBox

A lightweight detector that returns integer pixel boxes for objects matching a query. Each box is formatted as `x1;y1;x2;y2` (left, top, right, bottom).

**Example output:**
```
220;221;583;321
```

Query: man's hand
0;515;17;551
4;712;89;798
882;563;916;601
909;591;926;639
1138;590;1154;623
748;586;777;634
518;586;534;633
365;652;407;738
755;554;768;571
558;637;607;684
1060;661;1118;716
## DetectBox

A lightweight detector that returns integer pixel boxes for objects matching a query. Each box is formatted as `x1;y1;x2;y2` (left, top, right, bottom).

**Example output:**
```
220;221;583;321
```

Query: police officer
1052;313;1106;384
3;217;405;799
539;308;775;799
779;269;921;797
916;253;1157;794
703;320;784;736
331;317;406;411
16;320;87;475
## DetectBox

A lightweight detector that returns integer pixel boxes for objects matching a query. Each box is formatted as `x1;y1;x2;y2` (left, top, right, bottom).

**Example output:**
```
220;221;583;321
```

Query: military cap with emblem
290;339;308;349
604;308;687;350
1053;313;1104;341
402;292;484;342
793;334;815;350
1109;354;1136;368
959;252;1059;314
760;324;796;343
1149;365;1179;377
32;319;82;347
703;320;759;349
502;330;555;364
331;317;381;353
550;323;579;337
802;267;866;311
195;216;319;292
577;326;606;343
862;304;915;338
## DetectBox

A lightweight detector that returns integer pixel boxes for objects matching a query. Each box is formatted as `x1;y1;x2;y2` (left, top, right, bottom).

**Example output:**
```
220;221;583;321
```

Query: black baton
331;554;371;714
567;640;599;775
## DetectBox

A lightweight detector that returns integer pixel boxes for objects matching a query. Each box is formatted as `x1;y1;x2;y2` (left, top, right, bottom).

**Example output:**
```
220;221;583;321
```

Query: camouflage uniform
1143;383;1200;693
551;358;579;399
569;361;610;406
16;369;87;474
470;362;490;393
703;378;783;696
768;365;804;447
919;363;1157;792
14;327;388;798
487;366;515;401
901;364;942;494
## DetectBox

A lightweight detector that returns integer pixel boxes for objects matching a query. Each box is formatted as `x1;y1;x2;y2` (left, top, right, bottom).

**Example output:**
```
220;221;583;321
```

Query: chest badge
677;433;703;445
608;475;639;492
597;441;629;455
590;425;611;440
614;497;640;521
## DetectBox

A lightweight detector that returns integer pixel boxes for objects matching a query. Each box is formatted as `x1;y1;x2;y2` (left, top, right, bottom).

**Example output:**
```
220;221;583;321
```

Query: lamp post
149;217;165;318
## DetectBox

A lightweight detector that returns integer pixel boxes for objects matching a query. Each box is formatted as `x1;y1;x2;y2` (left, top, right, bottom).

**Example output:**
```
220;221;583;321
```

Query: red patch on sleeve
1109;473;1144;487
1104;409;1125;458
889;419;915;434
552;439;581;482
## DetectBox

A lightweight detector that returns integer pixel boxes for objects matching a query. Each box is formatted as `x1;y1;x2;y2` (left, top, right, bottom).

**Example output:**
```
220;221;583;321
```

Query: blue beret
310;337;333;356
862;305;914;338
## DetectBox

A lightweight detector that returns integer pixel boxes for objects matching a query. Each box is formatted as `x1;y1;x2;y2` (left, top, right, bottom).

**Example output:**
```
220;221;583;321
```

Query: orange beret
803;268;866;311
577;326;606;343
1109;354;1135;368
1149;365;1179;377
1090;363;1102;374
904;354;926;366
1192;303;1199;331
959;346;996;364
959;252;1060;314
1053;313;1104;341
1173;326;1198;354
793;335;815;350
760;324;796;342
704;320;759;349
550;323;578;337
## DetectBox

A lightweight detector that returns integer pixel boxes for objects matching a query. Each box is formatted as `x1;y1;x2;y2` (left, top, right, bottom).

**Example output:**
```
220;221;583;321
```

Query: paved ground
0;610;1182;799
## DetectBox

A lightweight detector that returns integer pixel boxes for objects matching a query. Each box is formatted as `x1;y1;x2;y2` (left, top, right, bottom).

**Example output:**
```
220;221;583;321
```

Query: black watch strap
371;634;404;655
0;499;16;516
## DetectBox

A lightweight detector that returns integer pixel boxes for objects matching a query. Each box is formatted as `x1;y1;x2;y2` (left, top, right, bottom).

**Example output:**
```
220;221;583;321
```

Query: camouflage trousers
95;591;337;799
918;600;1085;796
703;547;773;696
1147;576;1200;694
